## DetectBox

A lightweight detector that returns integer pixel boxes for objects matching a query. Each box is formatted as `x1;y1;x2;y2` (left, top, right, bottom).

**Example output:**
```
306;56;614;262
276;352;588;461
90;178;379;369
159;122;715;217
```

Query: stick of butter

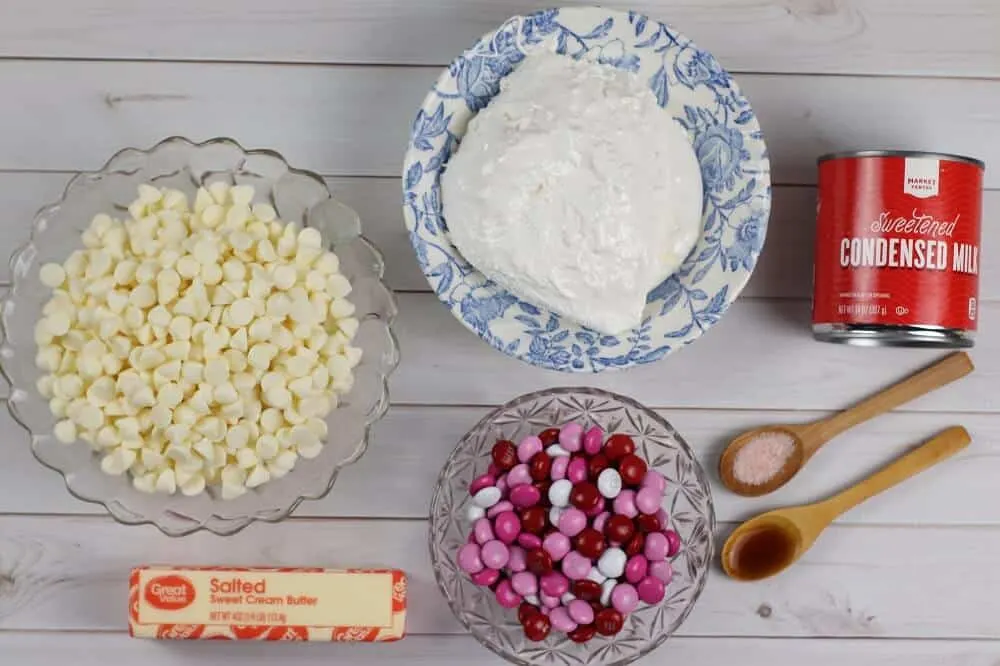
129;566;406;641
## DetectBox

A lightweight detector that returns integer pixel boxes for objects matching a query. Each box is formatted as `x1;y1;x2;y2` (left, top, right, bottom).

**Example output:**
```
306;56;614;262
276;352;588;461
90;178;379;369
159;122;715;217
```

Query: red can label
813;155;983;331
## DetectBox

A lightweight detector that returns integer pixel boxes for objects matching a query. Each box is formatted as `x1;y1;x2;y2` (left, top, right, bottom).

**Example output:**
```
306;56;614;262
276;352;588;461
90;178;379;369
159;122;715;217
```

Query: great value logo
144;575;196;611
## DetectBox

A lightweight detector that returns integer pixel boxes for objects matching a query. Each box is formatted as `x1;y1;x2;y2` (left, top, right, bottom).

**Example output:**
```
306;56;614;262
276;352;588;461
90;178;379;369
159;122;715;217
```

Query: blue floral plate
402;6;770;372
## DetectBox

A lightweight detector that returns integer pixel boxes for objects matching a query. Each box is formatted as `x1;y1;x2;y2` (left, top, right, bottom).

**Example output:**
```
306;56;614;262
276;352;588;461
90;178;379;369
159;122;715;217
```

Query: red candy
587;453;610;481
604;434;636;461
595;608;625;636
518;601;538;625
520;507;547;535
617;454;648;486
538;428;561;446
624;532;645;557
604;515;635;544
570;482;602;512
573;528;607;560
526;548;553;575
636;513;662;533
522;612;551;641
568;624;596;643
572;579;602;602
530;453;552;481
491;440;518;471
533;480;552;501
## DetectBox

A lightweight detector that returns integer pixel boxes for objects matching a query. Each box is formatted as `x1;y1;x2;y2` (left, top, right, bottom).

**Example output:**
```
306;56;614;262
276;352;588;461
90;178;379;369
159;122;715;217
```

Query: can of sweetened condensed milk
812;150;985;347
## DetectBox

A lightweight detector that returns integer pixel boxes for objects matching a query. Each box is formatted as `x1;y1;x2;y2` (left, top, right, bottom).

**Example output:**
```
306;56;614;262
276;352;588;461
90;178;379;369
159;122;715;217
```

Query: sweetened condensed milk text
839;209;978;274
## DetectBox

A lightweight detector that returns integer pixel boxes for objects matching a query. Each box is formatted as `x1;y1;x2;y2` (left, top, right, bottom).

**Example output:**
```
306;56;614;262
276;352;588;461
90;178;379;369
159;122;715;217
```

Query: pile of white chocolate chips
33;183;361;499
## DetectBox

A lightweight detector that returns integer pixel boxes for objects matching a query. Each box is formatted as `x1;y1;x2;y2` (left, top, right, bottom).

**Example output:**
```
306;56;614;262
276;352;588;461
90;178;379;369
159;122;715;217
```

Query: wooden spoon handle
817;426;971;521
805;352;974;449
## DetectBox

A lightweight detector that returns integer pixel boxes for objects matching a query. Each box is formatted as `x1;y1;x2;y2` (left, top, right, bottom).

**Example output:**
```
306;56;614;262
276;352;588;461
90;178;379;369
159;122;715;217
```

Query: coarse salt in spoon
719;351;974;497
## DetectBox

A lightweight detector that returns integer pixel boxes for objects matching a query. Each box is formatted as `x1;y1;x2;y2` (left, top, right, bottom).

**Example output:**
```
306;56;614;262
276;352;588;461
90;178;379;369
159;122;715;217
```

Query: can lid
817;149;985;169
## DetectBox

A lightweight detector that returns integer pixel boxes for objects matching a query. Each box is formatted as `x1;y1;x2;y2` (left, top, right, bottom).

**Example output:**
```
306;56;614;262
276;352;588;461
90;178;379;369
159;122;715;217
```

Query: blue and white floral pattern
402;7;771;373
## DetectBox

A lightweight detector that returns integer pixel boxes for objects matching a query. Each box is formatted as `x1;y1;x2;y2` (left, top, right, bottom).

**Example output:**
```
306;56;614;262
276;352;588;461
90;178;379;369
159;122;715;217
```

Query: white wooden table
0;1;997;663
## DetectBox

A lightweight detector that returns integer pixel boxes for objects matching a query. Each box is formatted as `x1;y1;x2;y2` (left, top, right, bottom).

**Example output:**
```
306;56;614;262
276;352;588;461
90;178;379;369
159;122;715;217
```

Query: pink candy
558;508;587;537
507;545;527;572
517;436;544;462
511;571;538;597
592;511;610;532
469;474;495;495
493;511;521;544
648;560;673;584
458;543;484;574
636;575;666;604
559;423;583;452
644;532;669;562
562;551;591;580
543;532;571;561
635;487;662;515
471;567;500;587
507;463;532;487
481;540;510;569
614;490;638;518
510;484;541;509
539;571;569;597
487;500;514;519
642;469;667;493
473;518;494;545
495;579;522;608
568;599;594;625
624;554;648;584
566;457;588;483
549;606;577;633
550;456;569;480
517;533;542;550
540;592;561;608
582;426;604;455
611;583;639;615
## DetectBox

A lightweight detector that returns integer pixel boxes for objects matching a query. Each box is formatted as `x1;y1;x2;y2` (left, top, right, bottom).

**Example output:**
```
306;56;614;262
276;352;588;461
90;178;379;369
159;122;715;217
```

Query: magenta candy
518;533;542;550
487;500;514;519
493;511;521;544
567;599;595;625
510;484;542;509
637;575;666;604
540;571;570;597
559;423;584;452
495;474;509;495
517;436;544;463
540;592;561;608
550;456;569;481
558;508;587;537
549;606;578;633
481;540;510;569
611;583;639;615
613;490;638;518
561;551;592;580
648;560;673;584
540;606;551;616
511;571;538;597
458;543;484;574
592;511;611;532
582;426;604;455
567;457;588;484
469;474;495;495
473;518;494;545
543;532;571;561
507;463;532;487
470;567;500;587
635;487;661;515
642;469;667;493
508;545;528;572
655;508;669;527
624;554;649;584
495;579;522;608
664;529;682;557
467;532;476;544
487;462;500;477
644;532;669;562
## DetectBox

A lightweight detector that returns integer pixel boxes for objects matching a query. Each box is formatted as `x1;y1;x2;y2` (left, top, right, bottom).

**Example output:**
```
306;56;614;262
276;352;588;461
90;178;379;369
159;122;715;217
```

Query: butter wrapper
129;566;406;641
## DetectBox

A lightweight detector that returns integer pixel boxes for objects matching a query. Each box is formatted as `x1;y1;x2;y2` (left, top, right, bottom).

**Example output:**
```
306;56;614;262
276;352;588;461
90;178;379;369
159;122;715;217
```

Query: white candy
597;468;623;499
466;504;486;522
549;506;563;527
597;547;627;579
523;594;540;607
472;486;502;508
600;579;617;607
587;567;608;585
546;444;571;458
548;479;572;507
560;592;576;605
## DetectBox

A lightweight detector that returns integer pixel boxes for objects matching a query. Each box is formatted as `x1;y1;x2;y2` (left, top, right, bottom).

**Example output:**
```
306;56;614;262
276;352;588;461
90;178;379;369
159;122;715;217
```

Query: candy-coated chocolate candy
617;454;648;486
588;600;604;617
491;440;518;471
510;484;542;509
611;583;639;615
635;487;661;515
600;579;616;606
539;428;561;445
595;607;624;636
637;575;666;604
458;543;484;574
467;505;486;522
508;545;528;572
636;513;662;534
642;469;667;493
543;532;571;561
473;486;502;509
546;444;571;457
522;611;551;641
518;601;538;625
511;571;539;597
582;425;604;455
567;457;588;484
540;571;570;597
550;456;569;480
664;529;682;557
507;463;532;487
572;579;602;602
495;474;509;495
493;511;521;544
549;606;578;633
656;508;669;526
587;453;610;481
573;528;607;560
524;593;541;607
648;560;673;584
558;508;587;537
473;518;495;545
548;506;563;528
592;511;610;533
526;548;553;575
644;532;669;561
624;554;648;584
597;547;627;579
586;567;607;585
481;540;510;569
561;551;592;580
585;499;606;518
559;423;584;452
567;599;595;625
548;479;572;507
530;452;552;481
487;463;500;477
495;579;522;609
487;500;514;519
534;479;552;501
540;592;561;608
519;506;546;535
624;532;645;557
596;468;622;499
604;515;635;544
518;533;543;550
470;567;500;587
568;624;596;643
561;592;576;605
570;481;602;512
613;490;638;518
517;436;544;463
604;434;636;461
469;474;496;495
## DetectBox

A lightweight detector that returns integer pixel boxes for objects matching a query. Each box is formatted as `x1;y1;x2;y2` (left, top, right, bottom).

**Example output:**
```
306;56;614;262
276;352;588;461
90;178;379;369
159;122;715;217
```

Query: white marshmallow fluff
442;52;703;334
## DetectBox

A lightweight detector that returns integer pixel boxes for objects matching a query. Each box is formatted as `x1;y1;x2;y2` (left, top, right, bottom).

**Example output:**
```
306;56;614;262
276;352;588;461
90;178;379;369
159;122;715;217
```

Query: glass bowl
0;136;399;536
428;388;715;665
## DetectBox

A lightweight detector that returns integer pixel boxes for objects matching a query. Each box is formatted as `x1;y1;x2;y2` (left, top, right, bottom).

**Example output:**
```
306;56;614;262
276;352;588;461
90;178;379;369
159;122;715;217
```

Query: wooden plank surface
0;61;996;186
2;515;1000;638
0;1;995;77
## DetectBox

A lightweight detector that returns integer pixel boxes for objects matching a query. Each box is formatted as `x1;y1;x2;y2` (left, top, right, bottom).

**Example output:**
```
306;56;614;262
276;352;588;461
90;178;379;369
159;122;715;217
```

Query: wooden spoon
721;425;971;581
719;351;974;497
